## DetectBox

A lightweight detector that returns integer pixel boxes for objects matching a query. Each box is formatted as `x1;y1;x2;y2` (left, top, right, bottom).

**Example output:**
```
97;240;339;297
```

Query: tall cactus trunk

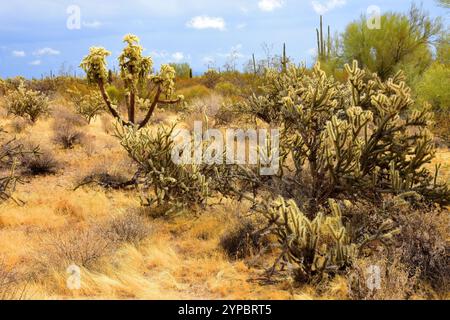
316;15;332;62
128;91;135;124
327;26;331;59
320;16;324;59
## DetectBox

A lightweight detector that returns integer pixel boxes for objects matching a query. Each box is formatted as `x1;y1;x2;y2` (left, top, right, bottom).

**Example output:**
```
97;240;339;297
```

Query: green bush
415;63;450;112
177;84;211;102
215;81;240;97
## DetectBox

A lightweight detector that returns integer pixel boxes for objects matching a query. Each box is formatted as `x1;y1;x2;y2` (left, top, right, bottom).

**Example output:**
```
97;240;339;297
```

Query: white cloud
33;47;60;56
258;0;284;12
186;16;226;31
236;23;247;30
149;50;168;59
311;0;346;15
171;52;185;62
12;50;25;57
29;60;41;66
82;20;102;28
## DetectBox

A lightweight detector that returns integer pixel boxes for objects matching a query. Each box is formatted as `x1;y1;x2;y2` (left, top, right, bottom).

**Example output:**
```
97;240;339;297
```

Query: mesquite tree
80;34;183;128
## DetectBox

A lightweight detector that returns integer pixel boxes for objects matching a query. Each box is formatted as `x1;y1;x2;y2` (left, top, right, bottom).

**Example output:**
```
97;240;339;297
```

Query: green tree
436;0;450;8
342;5;442;80
416;63;450;112
436;32;450;65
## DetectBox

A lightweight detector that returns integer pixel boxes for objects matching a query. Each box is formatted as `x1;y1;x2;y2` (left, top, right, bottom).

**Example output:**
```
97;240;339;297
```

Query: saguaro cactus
316;15;332;61
80;34;183;129
281;43;288;72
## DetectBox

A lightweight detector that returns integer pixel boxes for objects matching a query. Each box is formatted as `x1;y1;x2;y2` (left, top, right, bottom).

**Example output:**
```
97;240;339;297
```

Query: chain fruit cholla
80;34;183;129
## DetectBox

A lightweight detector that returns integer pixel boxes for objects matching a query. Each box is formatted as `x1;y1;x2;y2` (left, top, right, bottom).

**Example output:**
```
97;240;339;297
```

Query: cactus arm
138;85;162;129
97;78;129;126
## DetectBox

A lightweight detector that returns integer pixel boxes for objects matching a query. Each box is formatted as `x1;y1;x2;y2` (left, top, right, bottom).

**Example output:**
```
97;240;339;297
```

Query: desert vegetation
0;4;448;301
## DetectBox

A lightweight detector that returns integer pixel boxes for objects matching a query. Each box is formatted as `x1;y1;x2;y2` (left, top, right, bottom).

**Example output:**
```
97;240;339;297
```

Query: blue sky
0;0;447;78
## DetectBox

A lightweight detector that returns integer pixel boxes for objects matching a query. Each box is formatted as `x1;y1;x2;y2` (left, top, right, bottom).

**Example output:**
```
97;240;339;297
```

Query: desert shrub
189;94;224;119
215;81;241;97
202;69;221;89
102;211;152;245
177;84;211;102
395;207;449;292
36;226;114;271
68;89;105;124
0;130;39;202
28;77;58;95
214;104;237;125
220;219;267;260
53;106;86;127
4;82;49;122
8;118;30;134
53;121;86;149
347;256;420;300
432;112;450;146
20;147;59;176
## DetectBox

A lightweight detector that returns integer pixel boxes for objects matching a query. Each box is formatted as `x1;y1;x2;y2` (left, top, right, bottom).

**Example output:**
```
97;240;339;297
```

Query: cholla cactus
114;123;210;214
241;61;449;210
4;82;49;122
266;197;399;282
68;89;105;123
80;34;183;129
